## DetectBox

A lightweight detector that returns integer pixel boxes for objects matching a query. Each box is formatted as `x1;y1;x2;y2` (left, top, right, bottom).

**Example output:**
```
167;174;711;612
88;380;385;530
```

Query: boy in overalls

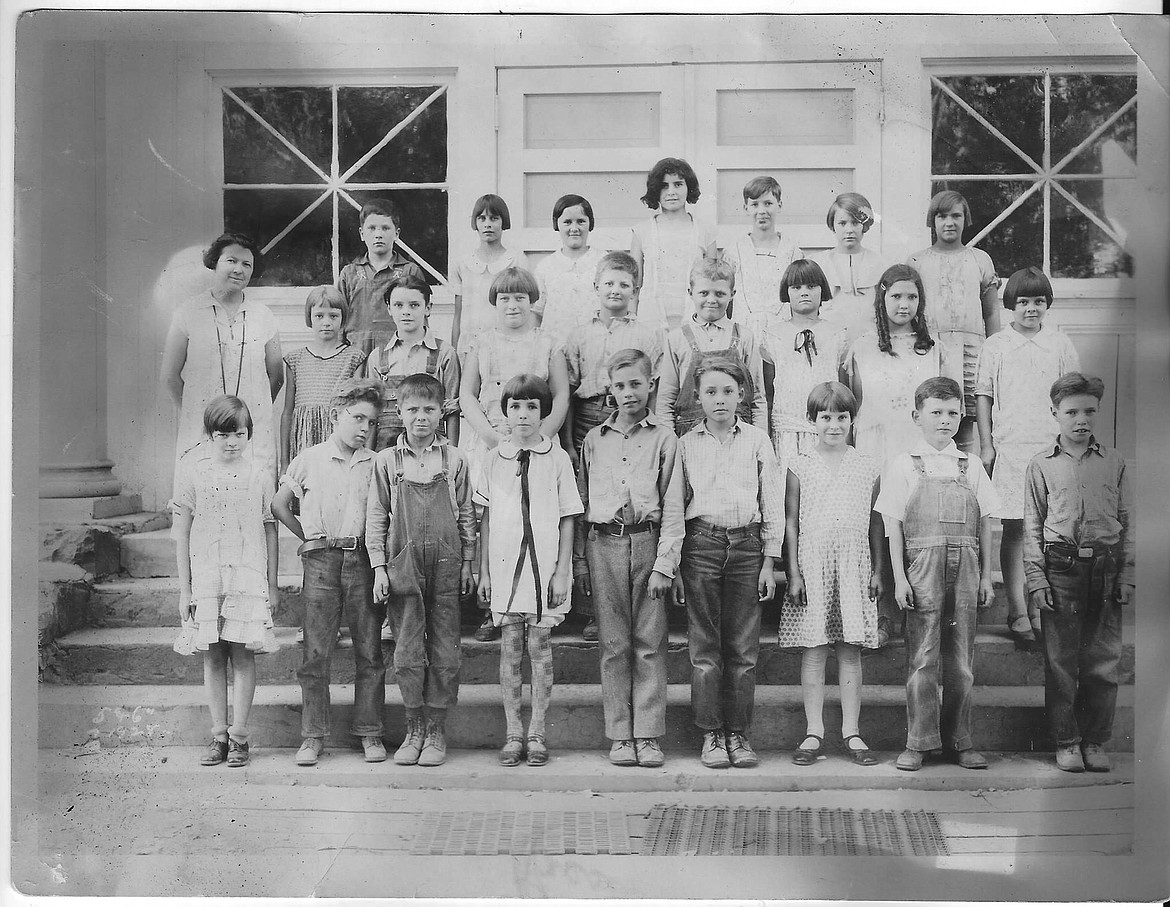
367;271;460;450
656;257;768;437
877;377;999;771
366;373;476;766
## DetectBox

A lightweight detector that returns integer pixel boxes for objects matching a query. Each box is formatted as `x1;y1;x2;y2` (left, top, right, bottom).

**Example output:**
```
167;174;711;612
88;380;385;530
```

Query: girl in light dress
780;382;882;767
762;259;849;478
534;194;606;344
279;286;367;474
475;374;583;768
172;396;280;769
161;232;284;484
811;192;887;343
906;190;1000;452
450;194;530;359
975;267;1080;646
628;157;717;333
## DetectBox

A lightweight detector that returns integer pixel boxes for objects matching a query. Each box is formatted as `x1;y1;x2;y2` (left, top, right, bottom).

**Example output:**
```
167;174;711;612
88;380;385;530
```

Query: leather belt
590;520;655;537
298;536;362;554
687;518;761;540
1045;542;1113;560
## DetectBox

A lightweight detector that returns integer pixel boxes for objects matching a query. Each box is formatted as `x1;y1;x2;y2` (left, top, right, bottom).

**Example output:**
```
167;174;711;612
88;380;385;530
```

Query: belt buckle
1077;546;1095;559
339;537;359;551
611;522;628;537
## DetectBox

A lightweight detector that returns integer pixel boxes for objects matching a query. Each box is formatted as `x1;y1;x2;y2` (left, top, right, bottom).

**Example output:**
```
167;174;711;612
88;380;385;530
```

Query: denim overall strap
384;446;460;576
372;346;407;448
674;322;756;436
903;455;979;549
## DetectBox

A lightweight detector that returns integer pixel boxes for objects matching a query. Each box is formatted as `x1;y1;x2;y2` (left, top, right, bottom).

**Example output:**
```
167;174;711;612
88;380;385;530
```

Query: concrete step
90;575;308;627
47;623;1135;687
38;682;1135;753
121;528;303;577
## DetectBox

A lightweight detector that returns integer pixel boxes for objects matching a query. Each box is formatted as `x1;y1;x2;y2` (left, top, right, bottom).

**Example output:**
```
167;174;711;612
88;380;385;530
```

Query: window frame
923;58;1137;298
207;68;456;307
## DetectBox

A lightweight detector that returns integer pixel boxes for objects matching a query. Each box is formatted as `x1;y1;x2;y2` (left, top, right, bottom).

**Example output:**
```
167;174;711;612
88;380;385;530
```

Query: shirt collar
692;417;742;437
357;251;405;273
1001;323;1059;350
598;411;658;435
691;314;731;331
592;311;635;327
496;435;554;459
395;433;446;457
1047;434;1104;458
385;330;438;352
327;439;375;464
909;438;964;459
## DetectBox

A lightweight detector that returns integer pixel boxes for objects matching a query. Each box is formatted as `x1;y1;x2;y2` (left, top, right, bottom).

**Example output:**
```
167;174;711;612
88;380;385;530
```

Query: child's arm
1022;459;1052;613
762;357;776;439
270;484;306;541
868;478;884;602
440;348;462;445
549;514;576;609
1116;457;1135;603
279;364;297;475
477;507;492;607
887;519;914;610
744;330;769;431
366;459;393;604
977;513;995;608
654;337;681;429
459;348;500;448
265;336;285;402
451;294;463;351
979;262;1001;337
173;507;194;621
542;348;571;438
160;318;188;408
629;225;645;298
783;468;805;608
453;459;477;597
975;394;995;475
264;520;279;609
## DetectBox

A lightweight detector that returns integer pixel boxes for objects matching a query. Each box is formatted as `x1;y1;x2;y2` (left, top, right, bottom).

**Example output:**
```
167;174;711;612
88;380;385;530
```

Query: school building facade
17;12;1166;513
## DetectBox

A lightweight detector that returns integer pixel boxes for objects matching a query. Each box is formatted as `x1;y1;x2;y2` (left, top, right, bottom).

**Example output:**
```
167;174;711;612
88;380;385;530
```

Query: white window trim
207;69;456;295
924;59;1137;294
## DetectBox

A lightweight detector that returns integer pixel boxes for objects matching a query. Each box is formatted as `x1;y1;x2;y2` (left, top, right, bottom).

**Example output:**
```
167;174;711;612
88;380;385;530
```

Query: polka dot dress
778;447;880;649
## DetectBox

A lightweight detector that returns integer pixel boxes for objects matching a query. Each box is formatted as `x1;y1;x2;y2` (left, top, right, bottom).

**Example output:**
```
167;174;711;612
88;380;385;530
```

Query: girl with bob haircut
631;157;717;332
536;194;604;343
172;394;280;769
451;194;529;356
812;192;887;341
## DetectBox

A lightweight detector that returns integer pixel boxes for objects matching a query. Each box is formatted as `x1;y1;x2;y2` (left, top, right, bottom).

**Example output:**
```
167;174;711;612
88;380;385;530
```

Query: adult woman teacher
161;232;284;480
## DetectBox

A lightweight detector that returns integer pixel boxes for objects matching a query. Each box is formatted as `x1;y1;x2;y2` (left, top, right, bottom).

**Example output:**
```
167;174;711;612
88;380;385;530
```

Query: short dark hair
606;347;653;380
383;269;432;306
501;373;553;418
472;194;511;231
202;232;265;280
1050;371;1105;407
926;189;972;242
552;194;595;231
1002;266;1053;310
360;198;399;229
203;395;253;438
595;250;640;285
742;175;781;203
825;192;875;233
331;378;384;412
779;259;833;305
304;285;350;327
397;372;445;407
489;266;540;306
693;356;747;390
806;381;858;421
914;376;963;411
641;157;701;209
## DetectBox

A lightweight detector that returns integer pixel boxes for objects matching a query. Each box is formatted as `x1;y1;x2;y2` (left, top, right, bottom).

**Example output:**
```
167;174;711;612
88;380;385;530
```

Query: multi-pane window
931;72;1136;279
222;84;449;287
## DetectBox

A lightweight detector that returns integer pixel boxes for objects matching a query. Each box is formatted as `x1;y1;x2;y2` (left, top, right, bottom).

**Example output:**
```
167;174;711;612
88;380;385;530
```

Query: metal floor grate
411;810;633;855
641;806;949;856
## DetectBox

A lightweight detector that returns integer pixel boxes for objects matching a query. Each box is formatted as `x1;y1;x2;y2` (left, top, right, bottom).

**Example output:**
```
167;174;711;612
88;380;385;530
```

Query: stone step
121;528;304;577
47;624;1135;687
43;512;171;576
90;575;308;627
38;682;1135;753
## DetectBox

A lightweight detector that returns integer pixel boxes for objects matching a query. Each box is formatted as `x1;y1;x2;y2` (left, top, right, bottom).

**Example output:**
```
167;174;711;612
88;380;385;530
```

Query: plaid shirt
336;251;421;355
564;312;664;399
679;419;785;557
366;330;461;416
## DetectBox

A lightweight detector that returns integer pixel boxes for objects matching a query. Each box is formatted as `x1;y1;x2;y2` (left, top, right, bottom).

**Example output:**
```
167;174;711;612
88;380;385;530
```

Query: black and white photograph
7;3;1169;901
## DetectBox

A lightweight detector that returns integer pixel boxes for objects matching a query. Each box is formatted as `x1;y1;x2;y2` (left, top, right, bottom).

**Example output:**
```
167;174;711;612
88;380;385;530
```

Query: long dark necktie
794;329;818;367
506;449;544;622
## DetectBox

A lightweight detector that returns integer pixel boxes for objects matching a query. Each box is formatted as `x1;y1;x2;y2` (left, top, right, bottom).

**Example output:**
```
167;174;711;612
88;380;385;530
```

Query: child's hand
648;570;672;601
978;575;995;610
868;569;883;602
574;573;592;600
372;567;390;605
178;587;193;622
671;574;686;608
268;581;281;614
549;570;571;609
757;567;777;602
1030;588;1054;612
894;579;915;611
784;574;806;609
479;571;492;606
459;562;475;598
1115;583;1135;605
979;444;996;475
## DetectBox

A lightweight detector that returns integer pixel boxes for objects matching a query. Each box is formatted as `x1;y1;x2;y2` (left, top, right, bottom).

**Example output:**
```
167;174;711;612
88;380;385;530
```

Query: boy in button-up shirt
1024;372;1134;773
271;380;386;767
575;348;684;768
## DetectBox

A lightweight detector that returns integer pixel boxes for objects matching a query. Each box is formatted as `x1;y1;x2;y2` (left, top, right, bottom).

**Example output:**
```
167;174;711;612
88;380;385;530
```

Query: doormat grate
411;810;633;855
642;806;949;856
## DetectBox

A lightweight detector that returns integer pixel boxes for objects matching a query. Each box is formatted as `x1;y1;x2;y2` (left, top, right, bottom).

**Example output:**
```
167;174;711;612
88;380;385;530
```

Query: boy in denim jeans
271;379;386;766
366;373;477;767
676;356;782;768
575;348;684;767
877;377;999;772
1024;372;1133;773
